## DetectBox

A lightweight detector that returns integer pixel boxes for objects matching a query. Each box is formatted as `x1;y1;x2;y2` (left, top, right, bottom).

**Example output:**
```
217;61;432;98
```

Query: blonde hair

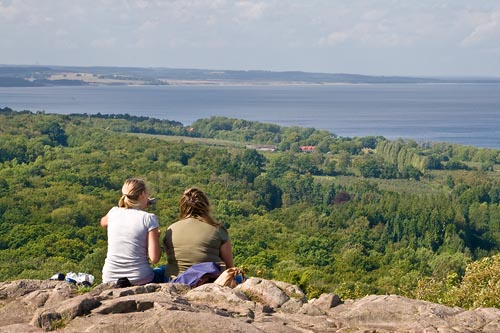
118;178;147;209
179;188;219;227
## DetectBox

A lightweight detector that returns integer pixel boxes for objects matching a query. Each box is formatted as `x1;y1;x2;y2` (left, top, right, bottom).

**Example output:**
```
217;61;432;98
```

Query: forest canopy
1;107;500;308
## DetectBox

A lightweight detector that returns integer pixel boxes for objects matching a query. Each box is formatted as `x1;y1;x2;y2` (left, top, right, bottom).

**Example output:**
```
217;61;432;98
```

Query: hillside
2;64;500;87
1;107;500;309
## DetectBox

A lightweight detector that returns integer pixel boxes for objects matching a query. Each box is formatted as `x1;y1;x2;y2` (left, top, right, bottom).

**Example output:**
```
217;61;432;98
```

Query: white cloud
318;31;349;46
461;10;500;47
90;38;117;49
132;0;149;9
235;1;268;22
55;29;69;37
315;2;464;49
137;19;159;33
54;39;79;50
1;0;500;75
0;3;16;20
317;19;414;48
361;9;386;21
208;0;227;10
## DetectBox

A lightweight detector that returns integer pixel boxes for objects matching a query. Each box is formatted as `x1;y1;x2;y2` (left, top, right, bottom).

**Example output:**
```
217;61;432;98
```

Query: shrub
446;254;500;309
417;254;500;309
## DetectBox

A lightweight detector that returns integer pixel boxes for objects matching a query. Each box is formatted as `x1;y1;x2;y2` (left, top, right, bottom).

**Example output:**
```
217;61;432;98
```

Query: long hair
118;178;147;209
179;188;219;227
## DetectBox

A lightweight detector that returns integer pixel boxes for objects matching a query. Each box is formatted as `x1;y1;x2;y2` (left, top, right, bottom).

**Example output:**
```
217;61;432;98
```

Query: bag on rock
214;267;245;288
171;262;221;288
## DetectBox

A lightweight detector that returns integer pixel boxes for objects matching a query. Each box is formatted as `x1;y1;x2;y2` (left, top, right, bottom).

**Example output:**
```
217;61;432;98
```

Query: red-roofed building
299;146;316;153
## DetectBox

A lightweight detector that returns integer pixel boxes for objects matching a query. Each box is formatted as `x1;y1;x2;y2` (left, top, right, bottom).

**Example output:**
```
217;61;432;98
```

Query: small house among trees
299;145;316;153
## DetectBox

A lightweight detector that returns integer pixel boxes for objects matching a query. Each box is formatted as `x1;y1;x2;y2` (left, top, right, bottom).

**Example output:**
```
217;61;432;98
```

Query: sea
1;83;499;150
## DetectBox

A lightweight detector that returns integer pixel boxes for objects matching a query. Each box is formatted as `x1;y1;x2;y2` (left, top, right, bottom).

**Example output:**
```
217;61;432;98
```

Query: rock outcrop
1;277;500;332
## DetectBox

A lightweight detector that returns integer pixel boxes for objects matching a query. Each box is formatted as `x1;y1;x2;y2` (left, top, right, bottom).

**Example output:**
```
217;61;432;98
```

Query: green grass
317;175;442;194
132;133;246;148
76;285;93;294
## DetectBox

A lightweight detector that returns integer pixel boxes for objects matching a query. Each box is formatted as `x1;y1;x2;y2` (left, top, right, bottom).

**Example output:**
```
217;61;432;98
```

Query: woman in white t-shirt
101;178;162;285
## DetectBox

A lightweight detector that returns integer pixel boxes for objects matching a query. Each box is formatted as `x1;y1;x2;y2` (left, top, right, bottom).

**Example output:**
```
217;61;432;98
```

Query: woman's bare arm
148;228;161;264
100;215;108;228
220;241;234;269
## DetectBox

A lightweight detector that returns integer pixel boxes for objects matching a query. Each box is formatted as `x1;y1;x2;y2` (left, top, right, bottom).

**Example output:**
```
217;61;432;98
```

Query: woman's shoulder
138;209;158;220
108;206;122;215
137;210;158;229
110;207;157;219
167;219;185;229
167;218;201;230
139;209;156;216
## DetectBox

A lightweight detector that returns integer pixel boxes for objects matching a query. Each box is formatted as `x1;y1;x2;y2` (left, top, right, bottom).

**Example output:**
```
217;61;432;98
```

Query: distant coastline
2;64;500;87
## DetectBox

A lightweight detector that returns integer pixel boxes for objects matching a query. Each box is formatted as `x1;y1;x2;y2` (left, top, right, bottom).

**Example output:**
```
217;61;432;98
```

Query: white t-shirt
102;207;159;285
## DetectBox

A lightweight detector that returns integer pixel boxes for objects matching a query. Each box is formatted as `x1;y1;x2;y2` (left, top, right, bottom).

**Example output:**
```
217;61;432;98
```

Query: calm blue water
1;84;499;149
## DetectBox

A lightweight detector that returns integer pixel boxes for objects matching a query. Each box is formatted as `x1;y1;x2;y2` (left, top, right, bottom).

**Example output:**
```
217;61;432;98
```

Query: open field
132;133;246;148
48;73;146;85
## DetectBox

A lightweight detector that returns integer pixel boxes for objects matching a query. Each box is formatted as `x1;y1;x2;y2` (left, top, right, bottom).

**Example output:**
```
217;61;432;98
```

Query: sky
1;0;500;77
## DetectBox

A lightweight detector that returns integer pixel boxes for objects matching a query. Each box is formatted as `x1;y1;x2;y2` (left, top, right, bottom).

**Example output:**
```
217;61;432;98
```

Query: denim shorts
152;265;170;283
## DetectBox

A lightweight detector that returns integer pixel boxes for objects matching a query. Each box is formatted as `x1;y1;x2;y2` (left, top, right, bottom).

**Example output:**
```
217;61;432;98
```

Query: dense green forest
1;107;500;308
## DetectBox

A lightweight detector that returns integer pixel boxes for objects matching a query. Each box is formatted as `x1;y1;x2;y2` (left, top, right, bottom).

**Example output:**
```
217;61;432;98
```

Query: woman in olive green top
163;188;234;278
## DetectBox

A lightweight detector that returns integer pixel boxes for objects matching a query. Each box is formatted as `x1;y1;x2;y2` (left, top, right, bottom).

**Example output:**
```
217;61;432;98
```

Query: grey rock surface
1;279;500;332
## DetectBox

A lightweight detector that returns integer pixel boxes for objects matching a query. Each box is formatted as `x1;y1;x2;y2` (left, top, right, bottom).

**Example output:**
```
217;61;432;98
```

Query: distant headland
1;64;500;87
